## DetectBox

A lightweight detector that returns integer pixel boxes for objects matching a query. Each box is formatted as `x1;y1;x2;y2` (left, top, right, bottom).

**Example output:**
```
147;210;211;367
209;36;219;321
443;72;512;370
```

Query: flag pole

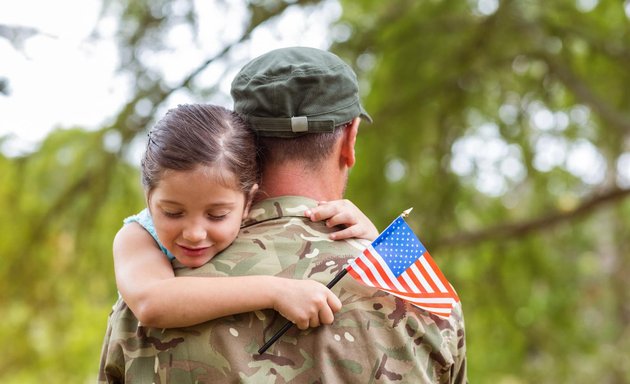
257;208;413;355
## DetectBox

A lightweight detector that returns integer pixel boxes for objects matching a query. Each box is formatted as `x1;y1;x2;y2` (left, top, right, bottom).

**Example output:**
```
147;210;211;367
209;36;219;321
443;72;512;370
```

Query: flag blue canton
372;216;427;277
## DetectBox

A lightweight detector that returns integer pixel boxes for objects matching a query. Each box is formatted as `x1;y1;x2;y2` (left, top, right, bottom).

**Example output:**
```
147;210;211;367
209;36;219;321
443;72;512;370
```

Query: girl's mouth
177;244;211;257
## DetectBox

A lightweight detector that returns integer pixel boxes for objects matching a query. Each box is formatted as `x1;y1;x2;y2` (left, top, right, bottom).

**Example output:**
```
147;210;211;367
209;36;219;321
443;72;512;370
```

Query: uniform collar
243;196;318;227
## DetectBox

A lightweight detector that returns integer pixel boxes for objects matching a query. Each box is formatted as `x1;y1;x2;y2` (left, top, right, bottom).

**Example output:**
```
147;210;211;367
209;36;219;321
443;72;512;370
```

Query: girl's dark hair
142;104;258;197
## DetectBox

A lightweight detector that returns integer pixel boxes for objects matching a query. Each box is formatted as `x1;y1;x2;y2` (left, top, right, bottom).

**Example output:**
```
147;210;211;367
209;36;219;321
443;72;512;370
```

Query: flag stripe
381;288;456;303
362;247;396;289
359;249;394;289
422;251;460;302
385;290;457;300
350;257;382;289
419;256;448;292
416;258;441;293
408;260;435;293
384;291;454;314
399;273;420;293
362;247;407;292
354;250;455;303
345;216;459;318
347;261;371;286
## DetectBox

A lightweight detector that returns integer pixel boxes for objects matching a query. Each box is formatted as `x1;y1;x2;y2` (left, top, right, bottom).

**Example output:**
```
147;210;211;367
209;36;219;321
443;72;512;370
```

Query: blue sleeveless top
124;208;176;260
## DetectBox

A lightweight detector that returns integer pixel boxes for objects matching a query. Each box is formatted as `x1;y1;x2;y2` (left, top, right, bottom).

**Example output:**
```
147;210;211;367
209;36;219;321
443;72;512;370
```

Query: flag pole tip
401;208;413;217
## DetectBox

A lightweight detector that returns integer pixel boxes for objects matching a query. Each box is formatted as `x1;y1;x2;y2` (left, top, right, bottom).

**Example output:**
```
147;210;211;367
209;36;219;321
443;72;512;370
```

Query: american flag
346;214;459;317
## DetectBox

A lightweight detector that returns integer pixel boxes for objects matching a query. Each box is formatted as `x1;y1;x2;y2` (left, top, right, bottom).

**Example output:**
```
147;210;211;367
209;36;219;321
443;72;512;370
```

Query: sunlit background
2;0;630;383
0;0;338;156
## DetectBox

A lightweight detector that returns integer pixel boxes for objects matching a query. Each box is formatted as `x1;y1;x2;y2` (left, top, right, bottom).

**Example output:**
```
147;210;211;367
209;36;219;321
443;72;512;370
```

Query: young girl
114;103;378;330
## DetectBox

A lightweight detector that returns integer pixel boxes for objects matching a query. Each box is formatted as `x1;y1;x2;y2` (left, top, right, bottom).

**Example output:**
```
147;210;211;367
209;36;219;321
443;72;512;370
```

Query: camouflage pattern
99;196;467;383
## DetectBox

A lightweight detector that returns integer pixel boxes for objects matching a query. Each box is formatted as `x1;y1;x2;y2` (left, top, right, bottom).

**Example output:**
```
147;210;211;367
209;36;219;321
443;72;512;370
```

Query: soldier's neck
256;163;345;203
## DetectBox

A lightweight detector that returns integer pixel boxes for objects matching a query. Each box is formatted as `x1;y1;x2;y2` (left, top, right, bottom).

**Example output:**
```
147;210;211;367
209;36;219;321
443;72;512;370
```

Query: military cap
231;46;372;138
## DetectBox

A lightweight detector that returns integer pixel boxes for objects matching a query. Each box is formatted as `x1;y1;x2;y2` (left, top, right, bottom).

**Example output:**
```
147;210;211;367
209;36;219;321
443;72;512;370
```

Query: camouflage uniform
99;196;467;383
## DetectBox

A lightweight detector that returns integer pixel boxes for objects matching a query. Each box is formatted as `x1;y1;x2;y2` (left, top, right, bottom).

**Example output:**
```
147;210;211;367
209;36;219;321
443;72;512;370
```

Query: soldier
99;47;467;383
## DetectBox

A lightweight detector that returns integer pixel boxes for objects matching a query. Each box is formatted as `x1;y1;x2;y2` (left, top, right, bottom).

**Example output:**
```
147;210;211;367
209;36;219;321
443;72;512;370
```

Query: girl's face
148;165;251;268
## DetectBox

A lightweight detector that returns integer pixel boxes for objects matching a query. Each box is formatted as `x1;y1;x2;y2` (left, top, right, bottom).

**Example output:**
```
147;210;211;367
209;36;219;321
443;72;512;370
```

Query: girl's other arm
114;223;341;328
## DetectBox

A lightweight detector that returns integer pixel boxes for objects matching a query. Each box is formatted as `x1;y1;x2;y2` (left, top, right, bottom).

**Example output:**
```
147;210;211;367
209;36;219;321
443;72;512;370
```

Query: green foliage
337;0;630;382
0;128;144;382
2;0;630;382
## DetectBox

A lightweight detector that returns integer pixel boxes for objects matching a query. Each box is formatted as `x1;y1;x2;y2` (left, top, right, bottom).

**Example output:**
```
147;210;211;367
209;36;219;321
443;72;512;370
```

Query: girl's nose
182;221;207;242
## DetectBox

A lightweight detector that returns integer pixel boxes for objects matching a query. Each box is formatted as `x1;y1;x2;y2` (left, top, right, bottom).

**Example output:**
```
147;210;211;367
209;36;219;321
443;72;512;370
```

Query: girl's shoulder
123;209;175;260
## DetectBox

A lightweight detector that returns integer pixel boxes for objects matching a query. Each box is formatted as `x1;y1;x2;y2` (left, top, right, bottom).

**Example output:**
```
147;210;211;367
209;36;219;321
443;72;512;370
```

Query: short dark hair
256;122;350;168
141;104;258;197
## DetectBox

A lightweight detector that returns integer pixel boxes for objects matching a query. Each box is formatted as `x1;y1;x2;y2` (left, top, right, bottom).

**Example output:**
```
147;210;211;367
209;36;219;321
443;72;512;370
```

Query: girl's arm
114;223;341;329
305;199;379;241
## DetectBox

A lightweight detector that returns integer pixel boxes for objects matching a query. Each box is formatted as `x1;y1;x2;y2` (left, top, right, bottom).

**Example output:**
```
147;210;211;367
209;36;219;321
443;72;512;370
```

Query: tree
336;0;630;382
2;0;629;382
1;1;340;382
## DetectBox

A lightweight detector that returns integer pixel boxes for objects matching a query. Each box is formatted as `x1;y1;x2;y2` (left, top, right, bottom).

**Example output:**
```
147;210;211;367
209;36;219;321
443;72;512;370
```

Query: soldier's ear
243;183;259;218
340;117;359;168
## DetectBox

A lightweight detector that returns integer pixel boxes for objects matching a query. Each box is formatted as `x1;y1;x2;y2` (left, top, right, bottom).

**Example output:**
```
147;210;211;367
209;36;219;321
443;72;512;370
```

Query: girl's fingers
328;294;342;313
306;204;337;222
309;313;321;328
318;306;334;325
295;318;309;330
329;226;358;240
324;212;355;228
307;200;354;221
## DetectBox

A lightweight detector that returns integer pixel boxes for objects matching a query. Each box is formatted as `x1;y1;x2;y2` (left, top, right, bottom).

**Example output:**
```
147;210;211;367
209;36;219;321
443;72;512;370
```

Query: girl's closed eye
207;211;229;221
162;210;183;218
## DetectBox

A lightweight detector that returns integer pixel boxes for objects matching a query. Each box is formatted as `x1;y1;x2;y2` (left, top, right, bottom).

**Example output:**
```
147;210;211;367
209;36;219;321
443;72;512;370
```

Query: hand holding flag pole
257;268;349;354
257;208;458;354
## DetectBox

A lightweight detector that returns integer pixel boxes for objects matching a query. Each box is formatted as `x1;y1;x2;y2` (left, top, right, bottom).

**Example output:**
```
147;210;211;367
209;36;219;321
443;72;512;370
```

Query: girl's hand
272;279;342;330
305;199;379;241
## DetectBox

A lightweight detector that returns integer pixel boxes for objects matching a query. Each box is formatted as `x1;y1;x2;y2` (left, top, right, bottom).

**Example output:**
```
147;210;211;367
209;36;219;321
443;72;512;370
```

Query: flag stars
378;218;428;274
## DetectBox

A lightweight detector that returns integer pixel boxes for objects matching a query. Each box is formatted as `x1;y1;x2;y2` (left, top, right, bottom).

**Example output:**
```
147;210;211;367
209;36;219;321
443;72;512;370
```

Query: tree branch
433;186;630;249
112;0;324;143
538;51;630;133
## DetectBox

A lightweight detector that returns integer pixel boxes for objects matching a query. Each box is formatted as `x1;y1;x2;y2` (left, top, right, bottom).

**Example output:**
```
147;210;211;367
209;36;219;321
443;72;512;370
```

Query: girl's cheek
219;222;239;243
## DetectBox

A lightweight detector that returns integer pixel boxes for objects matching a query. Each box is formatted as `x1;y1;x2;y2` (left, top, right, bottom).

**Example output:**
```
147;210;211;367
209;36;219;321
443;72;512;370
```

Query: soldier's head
230;47;372;170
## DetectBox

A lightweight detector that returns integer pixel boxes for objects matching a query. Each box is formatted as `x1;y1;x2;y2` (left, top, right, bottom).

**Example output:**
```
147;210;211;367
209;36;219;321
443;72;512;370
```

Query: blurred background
1;0;630;382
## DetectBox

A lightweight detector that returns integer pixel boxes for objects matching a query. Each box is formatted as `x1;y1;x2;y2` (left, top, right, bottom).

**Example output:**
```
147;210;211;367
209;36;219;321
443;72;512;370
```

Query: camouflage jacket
99;196;467;383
